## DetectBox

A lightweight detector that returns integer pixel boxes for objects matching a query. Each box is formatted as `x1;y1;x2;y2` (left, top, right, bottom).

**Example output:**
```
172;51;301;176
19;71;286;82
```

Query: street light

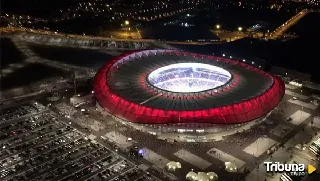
124;20;130;37
216;24;220;29
238;27;243;31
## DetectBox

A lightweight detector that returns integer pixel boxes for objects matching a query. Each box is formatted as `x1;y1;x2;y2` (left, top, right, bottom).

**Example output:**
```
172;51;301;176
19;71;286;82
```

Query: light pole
215;24;220;37
124;20;130;37
73;71;77;95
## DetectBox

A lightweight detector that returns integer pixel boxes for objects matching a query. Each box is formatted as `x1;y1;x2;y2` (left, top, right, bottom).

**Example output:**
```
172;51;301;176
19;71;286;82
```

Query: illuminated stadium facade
94;50;285;127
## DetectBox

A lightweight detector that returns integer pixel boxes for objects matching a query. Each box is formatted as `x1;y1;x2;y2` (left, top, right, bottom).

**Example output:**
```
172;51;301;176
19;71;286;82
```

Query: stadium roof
106;50;272;110
94;50;284;124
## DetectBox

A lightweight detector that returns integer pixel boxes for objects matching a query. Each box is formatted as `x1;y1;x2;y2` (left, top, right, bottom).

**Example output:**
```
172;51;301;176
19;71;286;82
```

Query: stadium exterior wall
94;50;285;124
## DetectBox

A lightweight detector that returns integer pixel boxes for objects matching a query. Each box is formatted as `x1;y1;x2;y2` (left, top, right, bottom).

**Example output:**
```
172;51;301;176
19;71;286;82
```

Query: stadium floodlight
147;63;232;93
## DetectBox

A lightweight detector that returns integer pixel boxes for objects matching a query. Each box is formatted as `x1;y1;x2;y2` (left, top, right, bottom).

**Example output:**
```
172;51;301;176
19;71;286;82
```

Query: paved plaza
103;131;134;150
288;110;311;125
243;137;278;157
269;124;292;138
142;148;170;169
285;84;298;90
285;89;309;100
313;117;320;129
174;149;212;170
246;123;319;181
207;148;246;168
288;99;318;110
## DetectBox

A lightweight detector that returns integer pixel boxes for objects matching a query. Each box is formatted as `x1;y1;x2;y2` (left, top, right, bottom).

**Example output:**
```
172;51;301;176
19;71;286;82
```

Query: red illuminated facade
94;50;285;124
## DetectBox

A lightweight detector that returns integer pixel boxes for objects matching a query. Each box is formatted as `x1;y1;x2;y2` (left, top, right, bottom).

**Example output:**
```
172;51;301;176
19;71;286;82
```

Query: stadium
94;49;285;139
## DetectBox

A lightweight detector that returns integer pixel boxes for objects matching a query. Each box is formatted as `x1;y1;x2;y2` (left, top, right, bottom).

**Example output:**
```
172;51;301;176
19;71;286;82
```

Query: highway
0;27;153;42
268;10;308;40
1;27;222;45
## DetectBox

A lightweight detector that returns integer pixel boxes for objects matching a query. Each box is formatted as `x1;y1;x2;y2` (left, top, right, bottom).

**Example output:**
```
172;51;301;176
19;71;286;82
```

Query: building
94;50;284;126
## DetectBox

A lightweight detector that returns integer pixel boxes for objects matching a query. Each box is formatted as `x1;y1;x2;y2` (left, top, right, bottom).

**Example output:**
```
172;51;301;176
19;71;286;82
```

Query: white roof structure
225;162;237;172
186;171;218;181
166;161;182;171
186;171;197;180
196;172;210;181
207;172;218;181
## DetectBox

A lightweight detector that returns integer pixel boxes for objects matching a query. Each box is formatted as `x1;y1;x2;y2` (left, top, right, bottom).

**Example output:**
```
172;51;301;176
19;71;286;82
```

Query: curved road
268;10;308;40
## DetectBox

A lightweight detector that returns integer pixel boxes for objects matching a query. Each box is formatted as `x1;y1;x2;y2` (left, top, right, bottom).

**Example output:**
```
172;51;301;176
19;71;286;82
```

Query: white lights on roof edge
148;63;232;93
149;63;231;78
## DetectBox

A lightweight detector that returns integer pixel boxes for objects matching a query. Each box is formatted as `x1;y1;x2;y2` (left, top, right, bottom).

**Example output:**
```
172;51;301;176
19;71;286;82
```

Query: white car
293;97;297;100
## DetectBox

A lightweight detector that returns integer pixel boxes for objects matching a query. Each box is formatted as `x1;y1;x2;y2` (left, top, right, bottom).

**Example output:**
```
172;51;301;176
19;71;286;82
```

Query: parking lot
0;102;160;181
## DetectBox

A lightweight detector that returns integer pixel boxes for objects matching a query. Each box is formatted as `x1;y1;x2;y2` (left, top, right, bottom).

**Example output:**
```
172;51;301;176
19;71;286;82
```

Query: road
0;27;152;42
209;9;308;42
268;10;308;40
1;27;223;45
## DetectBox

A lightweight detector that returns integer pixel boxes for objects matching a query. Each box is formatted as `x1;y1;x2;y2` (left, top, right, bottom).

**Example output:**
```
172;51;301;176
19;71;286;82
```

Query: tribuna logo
264;162;306;176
